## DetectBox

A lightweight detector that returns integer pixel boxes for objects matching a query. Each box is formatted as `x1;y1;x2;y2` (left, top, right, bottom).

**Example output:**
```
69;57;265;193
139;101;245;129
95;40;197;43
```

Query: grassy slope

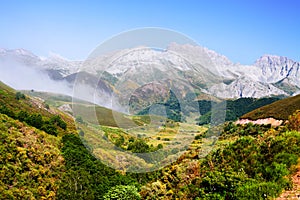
25;89;142;129
0;81;51;117
241;94;300;120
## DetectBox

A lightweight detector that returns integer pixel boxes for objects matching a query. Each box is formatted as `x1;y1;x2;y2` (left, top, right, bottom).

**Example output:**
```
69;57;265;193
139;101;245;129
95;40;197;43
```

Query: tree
15;92;25;100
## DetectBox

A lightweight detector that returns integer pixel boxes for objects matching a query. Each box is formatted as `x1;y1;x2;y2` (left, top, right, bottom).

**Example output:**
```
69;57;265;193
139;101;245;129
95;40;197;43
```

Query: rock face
255;55;300;84
1;45;300;101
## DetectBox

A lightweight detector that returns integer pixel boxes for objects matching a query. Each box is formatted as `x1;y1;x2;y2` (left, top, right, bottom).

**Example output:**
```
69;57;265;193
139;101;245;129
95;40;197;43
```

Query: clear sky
1;0;299;64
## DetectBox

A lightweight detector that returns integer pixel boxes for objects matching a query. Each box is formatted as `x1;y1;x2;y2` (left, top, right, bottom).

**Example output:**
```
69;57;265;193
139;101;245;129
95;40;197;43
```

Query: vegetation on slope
197;97;281;125
1;80;300;199
0;114;64;199
140;117;300;199
241;94;300;120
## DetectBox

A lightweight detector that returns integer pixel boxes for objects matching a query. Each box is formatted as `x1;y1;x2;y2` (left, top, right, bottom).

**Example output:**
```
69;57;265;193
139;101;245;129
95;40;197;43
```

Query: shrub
75;116;84;124
103;185;141;200
288;110;300;131
0;104;14;117
127;139;149;153
50;115;67;130
15;92;26;100
41;123;58;136
234;181;282;200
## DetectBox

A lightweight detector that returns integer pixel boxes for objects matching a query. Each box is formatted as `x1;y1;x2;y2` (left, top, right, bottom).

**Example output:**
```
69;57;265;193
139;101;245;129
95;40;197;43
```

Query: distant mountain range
1;44;300;111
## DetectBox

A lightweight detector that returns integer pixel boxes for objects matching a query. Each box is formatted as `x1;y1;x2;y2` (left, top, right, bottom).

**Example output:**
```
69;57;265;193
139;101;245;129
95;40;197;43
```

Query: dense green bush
15;92;26;100
103;185;141;200
234;181;283;200
50;115;67;130
127;139;150;153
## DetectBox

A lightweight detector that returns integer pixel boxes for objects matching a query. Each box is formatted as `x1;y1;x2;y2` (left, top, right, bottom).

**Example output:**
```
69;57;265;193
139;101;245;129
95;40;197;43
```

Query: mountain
0;48;81;77
255;55;300;84
1;45;300;111
254;55;300;95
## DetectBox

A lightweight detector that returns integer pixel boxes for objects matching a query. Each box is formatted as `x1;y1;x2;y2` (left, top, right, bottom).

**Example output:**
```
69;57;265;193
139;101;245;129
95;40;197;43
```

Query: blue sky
1;0;299;64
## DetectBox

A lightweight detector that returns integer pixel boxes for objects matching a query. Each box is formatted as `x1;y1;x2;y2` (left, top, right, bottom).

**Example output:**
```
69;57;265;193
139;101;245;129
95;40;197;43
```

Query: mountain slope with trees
241;94;300;120
1;81;300;199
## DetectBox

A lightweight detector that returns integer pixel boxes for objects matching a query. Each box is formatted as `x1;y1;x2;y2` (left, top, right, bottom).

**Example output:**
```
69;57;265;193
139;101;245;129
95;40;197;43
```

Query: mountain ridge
1;45;299;104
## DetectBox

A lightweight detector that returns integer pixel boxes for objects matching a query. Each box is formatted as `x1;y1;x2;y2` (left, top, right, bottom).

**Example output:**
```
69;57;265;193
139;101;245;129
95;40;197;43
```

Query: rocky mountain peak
255;54;295;68
254;54;300;84
1;44;300;99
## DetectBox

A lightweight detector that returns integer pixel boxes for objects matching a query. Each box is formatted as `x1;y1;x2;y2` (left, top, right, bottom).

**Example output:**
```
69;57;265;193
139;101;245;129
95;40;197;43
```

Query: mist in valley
0;59;73;95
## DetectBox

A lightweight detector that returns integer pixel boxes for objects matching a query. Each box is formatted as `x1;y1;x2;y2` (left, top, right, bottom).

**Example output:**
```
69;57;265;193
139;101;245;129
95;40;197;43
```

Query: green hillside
0;82;76;136
25;89;147;128
197;97;281;125
2;80;300;199
0;114;64;199
241;94;300;120
0;81;73;199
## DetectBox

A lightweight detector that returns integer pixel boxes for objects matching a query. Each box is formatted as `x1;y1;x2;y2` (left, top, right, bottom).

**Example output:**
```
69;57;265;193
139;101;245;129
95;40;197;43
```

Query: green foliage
100;71;119;85
57;134;140;199
75;115;84;124
194;129;300;198
2;81;300;199
141;120;300;199
197;97;281;124
234;181;283;200
50;115;67;130
57;169;95;200
44;103;50;109
27;113;43;129
14;110;68;136
0;103;15;118
127;139;150;153
138;91;184;122
15;91;26;100
0;114;64;200
103;185;141;200
41;122;58;136
0;84;68;136
198;170;250;199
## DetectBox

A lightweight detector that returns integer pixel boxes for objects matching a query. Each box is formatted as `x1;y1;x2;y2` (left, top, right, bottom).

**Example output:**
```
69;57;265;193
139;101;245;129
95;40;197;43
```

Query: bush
0;104;14;117
15;92;26;100
288;110;300;131
50;115;67;130
75;116;84;124
234;181;283;200
27;113;43;129
41;123;58;136
127;139;150;153
103;185;141;200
